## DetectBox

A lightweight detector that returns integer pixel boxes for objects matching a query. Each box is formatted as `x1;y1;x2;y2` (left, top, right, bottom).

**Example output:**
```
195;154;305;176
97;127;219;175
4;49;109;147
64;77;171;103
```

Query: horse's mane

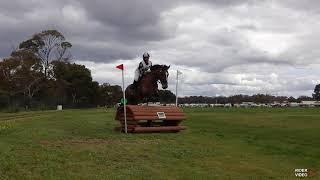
150;64;167;71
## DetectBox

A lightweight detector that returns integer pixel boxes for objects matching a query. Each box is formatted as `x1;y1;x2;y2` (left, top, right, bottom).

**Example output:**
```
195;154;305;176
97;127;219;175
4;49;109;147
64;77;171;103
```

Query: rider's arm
146;62;152;72
138;62;144;74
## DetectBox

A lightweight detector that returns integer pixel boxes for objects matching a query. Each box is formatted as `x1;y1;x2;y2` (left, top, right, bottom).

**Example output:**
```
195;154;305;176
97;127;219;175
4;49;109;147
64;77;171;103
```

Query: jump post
115;105;186;133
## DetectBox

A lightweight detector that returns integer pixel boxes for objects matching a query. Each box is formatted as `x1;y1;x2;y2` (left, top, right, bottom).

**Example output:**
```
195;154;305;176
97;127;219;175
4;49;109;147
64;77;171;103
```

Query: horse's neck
141;73;157;86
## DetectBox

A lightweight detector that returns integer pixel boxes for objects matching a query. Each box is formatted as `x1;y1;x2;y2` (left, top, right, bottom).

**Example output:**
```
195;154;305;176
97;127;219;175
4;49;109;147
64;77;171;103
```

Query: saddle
133;71;150;88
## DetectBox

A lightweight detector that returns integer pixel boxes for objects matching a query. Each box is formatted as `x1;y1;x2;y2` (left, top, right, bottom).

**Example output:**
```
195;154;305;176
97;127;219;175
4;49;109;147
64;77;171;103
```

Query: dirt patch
39;139;160;146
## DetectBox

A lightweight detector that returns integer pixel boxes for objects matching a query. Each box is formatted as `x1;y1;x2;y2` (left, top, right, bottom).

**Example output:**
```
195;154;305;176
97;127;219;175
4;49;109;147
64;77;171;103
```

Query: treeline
179;84;320;104
0;30;178;111
0;30;124;111
179;94;315;104
1;29;319;111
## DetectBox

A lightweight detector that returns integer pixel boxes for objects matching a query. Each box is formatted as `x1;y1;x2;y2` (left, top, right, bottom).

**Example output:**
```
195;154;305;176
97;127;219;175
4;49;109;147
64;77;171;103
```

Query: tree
158;90;176;103
313;84;320;101
11;50;44;109
252;94;272;103
52;61;96;107
18;30;72;78
87;81;100;106
0;57;25;107
288;96;298;103
98;83;122;106
297;96;314;103
0;50;45;109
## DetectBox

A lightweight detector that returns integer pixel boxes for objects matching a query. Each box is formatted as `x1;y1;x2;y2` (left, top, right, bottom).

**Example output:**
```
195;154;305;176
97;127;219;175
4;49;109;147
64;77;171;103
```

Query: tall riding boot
133;81;138;88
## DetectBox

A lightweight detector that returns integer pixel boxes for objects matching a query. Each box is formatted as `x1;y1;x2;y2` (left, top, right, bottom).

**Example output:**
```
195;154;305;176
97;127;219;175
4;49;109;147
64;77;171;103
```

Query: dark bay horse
125;65;170;105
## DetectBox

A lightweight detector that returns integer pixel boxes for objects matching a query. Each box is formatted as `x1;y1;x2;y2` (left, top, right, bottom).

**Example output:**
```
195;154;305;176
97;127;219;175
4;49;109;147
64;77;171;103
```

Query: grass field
0;108;319;179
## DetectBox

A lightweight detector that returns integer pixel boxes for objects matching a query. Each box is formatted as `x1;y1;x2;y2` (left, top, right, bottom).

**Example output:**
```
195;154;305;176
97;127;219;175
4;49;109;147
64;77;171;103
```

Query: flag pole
121;67;127;134
175;70;179;107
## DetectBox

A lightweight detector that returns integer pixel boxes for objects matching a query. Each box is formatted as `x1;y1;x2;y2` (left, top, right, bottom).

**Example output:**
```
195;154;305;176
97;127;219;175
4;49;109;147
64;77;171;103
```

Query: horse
125;64;170;105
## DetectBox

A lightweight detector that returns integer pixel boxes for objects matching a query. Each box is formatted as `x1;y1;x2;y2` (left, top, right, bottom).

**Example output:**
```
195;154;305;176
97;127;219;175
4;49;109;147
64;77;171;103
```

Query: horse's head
150;64;170;89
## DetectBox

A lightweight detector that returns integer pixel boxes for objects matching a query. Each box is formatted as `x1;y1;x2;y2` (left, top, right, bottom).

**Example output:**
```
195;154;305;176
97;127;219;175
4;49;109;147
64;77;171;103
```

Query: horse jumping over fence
115;64;186;133
125;64;170;105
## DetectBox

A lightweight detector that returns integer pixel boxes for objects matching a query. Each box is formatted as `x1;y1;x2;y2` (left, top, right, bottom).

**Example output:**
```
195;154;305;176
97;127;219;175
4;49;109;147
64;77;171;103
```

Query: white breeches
134;69;140;81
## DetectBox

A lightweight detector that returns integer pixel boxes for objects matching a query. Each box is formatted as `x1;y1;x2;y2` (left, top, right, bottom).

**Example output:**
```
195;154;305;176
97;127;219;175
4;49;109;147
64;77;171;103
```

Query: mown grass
0;108;319;179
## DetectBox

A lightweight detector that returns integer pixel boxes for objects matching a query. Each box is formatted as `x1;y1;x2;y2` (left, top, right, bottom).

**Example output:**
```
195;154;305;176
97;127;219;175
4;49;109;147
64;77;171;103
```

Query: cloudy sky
1;0;320;97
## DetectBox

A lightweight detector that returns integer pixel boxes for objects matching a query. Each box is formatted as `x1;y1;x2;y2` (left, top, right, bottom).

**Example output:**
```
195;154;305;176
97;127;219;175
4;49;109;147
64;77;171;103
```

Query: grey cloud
78;0;177;43
0;0;283;63
0;0;179;61
80;0;171;28
0;0;36;16
73;43;140;62
236;24;257;31
0;0;319;97
279;0;320;15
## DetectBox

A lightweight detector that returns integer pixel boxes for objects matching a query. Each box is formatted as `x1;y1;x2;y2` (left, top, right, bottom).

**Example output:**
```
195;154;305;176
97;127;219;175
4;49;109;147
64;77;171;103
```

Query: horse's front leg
151;90;160;102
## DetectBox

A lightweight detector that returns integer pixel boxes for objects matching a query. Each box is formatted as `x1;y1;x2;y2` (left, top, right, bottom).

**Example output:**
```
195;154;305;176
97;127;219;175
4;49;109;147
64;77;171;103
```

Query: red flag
116;64;124;70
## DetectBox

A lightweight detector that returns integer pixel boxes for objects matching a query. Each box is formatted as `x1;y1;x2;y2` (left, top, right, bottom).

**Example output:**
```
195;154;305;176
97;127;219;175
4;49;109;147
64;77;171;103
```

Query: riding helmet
143;52;150;58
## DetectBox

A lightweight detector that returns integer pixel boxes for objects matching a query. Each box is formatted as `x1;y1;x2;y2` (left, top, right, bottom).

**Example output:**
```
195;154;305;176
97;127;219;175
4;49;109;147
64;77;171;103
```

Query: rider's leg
133;70;140;87
133;81;138;87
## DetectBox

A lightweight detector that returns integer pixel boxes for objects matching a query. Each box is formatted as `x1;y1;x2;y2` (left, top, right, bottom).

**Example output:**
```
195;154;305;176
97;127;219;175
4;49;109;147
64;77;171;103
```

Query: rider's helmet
143;52;150;59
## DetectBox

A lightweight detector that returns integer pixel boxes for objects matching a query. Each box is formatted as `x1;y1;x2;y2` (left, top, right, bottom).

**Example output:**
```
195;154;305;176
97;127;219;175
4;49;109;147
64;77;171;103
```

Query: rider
133;52;152;87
